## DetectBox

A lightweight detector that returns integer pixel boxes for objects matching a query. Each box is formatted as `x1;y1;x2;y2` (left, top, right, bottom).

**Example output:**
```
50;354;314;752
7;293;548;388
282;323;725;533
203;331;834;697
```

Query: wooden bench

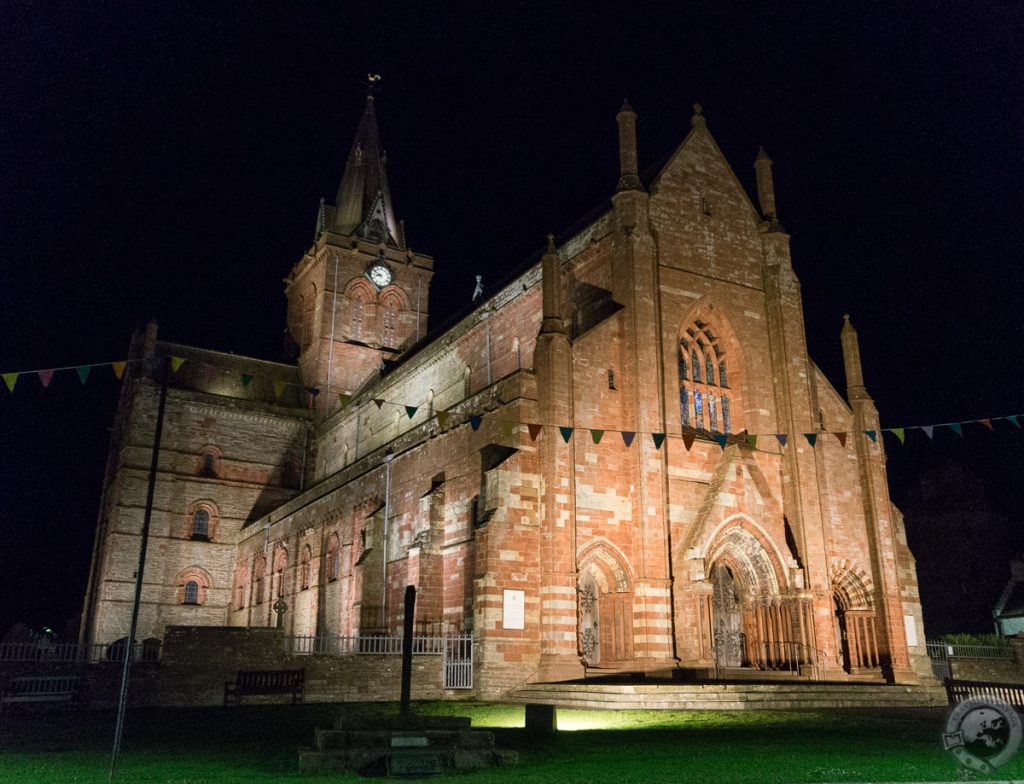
224;669;304;706
1;675;80;705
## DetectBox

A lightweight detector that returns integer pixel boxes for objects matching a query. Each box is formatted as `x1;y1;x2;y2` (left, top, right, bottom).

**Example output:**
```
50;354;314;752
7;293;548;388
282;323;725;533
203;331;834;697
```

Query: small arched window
382;302;397;347
718;360;729;388
705;354;715;386
300;546;312;591
183;581;199;605
201;453;216;477
192;509;209;540
691;350;701;383
608;366;616;390
253;558;266;605
326;534;340;582
351;299;365;340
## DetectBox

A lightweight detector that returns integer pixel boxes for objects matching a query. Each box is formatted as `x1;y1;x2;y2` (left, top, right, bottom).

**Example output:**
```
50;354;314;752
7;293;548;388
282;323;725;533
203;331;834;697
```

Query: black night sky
1;3;1021;639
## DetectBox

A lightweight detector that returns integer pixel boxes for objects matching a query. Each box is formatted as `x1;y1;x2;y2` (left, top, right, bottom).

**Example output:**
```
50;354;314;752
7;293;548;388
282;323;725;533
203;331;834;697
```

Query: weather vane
365;73;382;96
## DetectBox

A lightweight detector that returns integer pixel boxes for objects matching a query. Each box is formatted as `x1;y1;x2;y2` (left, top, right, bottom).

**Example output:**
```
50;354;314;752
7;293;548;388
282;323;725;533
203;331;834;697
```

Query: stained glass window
680;386;689;425
692;351;702;383
709;394;718;431
706;354;715;386
679;322;738;435
678;351;687;381
719;360;728;388
694;390;704;429
722;396;732;433
184;581;199;605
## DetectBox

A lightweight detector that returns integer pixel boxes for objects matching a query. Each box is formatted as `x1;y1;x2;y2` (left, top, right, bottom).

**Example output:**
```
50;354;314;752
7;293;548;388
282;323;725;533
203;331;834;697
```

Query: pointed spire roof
333;96;402;247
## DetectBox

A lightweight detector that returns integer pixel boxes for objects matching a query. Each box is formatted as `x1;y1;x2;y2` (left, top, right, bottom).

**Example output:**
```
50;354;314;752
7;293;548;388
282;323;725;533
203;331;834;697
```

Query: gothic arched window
300;546;311;591
351;299;365;340
679;320;738;434
253;556;266;606
326;534;340;582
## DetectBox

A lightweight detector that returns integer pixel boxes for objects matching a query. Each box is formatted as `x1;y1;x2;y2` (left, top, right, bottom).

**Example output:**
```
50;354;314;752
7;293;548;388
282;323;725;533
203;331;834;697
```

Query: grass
0;701;1019;783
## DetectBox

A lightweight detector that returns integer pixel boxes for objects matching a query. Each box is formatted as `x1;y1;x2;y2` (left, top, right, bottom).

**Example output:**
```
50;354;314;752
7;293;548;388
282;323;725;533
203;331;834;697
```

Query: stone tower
285;96;434;417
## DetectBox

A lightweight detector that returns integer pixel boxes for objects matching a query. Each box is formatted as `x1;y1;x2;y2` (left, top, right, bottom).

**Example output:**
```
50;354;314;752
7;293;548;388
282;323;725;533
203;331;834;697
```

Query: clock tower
285;95;434;417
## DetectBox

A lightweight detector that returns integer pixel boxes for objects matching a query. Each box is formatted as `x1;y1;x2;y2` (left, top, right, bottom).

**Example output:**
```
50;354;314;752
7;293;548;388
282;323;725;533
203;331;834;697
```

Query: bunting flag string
1;355;1020;454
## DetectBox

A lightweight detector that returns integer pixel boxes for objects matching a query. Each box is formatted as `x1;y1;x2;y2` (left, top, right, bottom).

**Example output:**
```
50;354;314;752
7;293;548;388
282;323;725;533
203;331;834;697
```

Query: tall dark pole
400;585;415;716
110;356;170;781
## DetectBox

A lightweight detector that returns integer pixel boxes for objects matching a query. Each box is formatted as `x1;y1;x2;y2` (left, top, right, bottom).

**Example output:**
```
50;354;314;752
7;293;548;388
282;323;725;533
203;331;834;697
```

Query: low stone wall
948;656;1021;684
81;626;474;708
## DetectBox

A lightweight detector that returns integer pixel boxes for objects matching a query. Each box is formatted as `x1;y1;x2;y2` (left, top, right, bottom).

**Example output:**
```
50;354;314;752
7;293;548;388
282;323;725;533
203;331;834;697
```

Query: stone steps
509;681;948;711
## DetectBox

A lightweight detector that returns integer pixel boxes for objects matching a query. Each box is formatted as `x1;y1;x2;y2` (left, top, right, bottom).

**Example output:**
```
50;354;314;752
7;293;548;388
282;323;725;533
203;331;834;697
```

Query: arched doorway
711;564;743;668
577;545;633;669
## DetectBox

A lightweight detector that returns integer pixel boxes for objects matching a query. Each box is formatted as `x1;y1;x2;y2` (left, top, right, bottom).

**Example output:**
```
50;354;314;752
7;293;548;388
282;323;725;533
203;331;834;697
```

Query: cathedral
80;96;934;695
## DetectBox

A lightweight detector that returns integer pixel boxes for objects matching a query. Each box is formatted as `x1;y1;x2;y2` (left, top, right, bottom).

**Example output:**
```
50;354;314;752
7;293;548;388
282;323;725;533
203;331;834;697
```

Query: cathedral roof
332;96;402;248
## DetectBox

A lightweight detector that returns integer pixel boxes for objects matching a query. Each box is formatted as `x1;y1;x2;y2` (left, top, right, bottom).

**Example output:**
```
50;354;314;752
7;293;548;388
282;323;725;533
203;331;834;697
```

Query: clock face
367;262;392;289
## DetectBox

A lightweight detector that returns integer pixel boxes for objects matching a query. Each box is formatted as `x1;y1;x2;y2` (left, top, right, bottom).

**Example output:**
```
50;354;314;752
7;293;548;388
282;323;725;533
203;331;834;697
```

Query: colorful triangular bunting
652;433;666;449
202;363;217;384
527;423;543;441
621;431;636;448
436;410;449;429
746;434;757;450
978;418;994;431
273;380;285;399
948;422;962;437
405;405;418;419
2;372;18;392
590;429;605;445
1008;416;1020;428
241;373;253;387
890;428;906;444
75;365;92;384
921;426;934;440
38;369;54;388
835;432;847;447
170;356;185;373
470;415;483;431
559;426;573;443
112;362;127;380
682;432;696;451
713;433;729;449
373;399;385;409
501;420;515;438
864;430;877;442
775;434;788;447
339;393;352;408
804;433;817;447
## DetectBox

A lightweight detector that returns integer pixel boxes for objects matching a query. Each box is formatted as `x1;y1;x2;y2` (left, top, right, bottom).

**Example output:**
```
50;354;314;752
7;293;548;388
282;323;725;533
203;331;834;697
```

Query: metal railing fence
926;641;1014;661
0;640;160;664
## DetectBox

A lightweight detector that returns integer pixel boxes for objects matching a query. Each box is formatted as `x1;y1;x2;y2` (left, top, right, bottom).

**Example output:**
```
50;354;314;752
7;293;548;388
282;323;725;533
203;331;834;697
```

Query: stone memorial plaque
387;750;443;777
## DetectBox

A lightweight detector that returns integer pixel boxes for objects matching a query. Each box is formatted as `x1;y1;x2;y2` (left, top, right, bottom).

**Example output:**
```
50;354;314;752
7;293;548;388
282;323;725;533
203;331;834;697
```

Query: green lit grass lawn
1;701;1018;783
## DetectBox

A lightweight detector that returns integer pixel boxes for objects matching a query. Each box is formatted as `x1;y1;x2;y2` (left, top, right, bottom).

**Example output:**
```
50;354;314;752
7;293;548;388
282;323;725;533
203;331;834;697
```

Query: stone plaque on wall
503;589;525;630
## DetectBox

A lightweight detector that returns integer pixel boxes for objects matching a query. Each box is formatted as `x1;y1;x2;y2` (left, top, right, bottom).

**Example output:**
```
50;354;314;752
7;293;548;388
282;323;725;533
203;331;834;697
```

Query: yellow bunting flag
746;433;757;450
38;369;54;388
2;372;18;392
891;428;905;444
170;356;185;373
273;380;285;399
436;410;449;429
111;362;126;380
339;393;352;408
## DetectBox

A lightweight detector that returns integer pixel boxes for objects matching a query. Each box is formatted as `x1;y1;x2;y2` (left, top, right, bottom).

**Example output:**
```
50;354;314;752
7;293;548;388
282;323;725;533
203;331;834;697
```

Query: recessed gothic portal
577;547;633;668
711;564;743;668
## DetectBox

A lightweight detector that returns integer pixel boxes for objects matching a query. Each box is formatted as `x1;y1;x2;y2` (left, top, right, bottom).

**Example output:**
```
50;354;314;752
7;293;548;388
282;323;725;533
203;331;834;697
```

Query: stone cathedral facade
81;97;933;695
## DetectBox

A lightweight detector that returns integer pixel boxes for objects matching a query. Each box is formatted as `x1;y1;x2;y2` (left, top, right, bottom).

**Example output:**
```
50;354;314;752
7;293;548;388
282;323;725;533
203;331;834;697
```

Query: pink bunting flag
978;418;994;431
111;362;126;380
38;369;55;388
2;372;18;392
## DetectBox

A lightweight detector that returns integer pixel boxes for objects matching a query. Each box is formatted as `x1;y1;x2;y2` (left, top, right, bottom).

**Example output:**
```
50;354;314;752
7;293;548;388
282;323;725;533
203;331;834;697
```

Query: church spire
841;314;871;402
333;95;402;248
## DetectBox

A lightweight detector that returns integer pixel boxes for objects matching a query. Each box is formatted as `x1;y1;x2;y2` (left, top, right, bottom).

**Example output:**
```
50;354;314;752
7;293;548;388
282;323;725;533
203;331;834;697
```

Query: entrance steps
508;680;948;711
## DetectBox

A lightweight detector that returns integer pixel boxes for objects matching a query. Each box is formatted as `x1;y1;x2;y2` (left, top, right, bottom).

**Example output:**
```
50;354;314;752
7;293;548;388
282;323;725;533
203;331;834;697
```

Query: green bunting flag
682;432;696;451
804;433;817;447
652;433;666;449
470;415;483;431
746;434;758;450
112;362;126;380
864;430;877;442
75;366;92;384
559;426;573;443
948;422;962;437
1009;416;1020;428
921;426;934;440
273;380;285;399
241;373;253;386
590;429;605;444
170;356;185;373
2;372;18;392
436;410;450;429
713;433;729;449
38;369;54;388
621;431;636;447
405;406;418;419
339;393;352;408
527;423;543;441
891;428;906;444
775;434;788;447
